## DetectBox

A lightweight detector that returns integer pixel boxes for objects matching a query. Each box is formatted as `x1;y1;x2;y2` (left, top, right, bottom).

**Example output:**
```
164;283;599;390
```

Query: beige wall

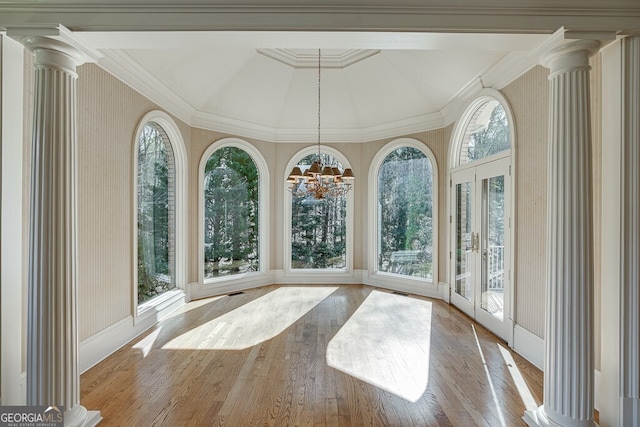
502;65;550;339
76;64;191;340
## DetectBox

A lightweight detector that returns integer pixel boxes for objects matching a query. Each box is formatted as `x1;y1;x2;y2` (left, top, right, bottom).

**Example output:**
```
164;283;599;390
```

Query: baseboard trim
189;272;273;301
79;292;185;374
594;369;601;411
364;272;441;299
274;269;364;285
512;324;544;370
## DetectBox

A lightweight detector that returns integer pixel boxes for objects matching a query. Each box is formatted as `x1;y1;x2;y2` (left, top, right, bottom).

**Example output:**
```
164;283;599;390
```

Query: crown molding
192;110;445;143
1;2;639;33
97;49;195;125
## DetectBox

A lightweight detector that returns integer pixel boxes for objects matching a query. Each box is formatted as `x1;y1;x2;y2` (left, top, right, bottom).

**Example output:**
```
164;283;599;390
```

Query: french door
450;157;511;341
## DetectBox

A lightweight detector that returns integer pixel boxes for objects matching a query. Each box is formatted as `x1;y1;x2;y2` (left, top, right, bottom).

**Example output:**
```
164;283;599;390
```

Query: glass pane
458;100;510;165
204;147;260;278
455;182;472;300
481;175;505;320
291;153;346;269
137;123;176;304
377;147;433;280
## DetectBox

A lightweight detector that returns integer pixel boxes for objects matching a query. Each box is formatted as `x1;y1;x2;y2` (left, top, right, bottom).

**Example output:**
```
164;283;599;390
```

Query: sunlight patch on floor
472;324;508;427
162;286;337;350
132;326;162;358
165;295;226;319
498;343;538;411
326;291;432;403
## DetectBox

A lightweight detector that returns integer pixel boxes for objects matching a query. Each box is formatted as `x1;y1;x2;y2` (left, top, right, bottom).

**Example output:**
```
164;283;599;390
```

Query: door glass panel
481;175;505;320
455;182;472;300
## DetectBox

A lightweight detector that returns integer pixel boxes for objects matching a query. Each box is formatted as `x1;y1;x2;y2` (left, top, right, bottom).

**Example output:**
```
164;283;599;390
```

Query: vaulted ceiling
77;31;554;142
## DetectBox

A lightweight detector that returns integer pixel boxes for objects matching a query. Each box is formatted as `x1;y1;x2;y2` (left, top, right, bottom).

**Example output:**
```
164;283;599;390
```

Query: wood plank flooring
80;285;543;426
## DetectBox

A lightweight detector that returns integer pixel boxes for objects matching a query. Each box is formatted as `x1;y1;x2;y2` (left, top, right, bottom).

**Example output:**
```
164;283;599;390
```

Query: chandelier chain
317;48;321;159
285;48;354;199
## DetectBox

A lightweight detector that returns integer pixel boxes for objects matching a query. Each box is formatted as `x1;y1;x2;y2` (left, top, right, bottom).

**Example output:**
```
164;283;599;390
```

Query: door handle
471;232;480;253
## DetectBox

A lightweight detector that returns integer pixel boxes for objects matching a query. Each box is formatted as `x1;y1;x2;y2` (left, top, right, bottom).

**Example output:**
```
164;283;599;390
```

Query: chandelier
286;49;355;199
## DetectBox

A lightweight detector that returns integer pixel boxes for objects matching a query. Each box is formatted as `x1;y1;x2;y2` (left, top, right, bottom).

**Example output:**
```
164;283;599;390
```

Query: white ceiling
77;31;556;142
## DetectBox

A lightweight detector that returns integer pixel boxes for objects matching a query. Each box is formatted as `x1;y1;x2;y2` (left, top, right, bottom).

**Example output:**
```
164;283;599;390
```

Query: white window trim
198;138;270;287
132;110;188;318
283;145;354;279
367;138;439;288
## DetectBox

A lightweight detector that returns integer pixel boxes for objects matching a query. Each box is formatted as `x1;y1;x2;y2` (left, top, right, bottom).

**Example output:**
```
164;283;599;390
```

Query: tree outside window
137;123;175;304
459;101;510;165
377;147;433;280
291;153;347;269
204;147;260;278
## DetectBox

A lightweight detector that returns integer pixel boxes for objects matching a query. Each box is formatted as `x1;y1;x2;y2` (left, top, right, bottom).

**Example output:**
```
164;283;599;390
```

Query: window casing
284;146;354;275
377;146;434;280
369;138;438;285
199;138;268;285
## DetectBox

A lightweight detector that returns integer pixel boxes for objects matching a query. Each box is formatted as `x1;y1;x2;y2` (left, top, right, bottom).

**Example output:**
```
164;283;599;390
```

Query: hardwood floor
80;285;543;426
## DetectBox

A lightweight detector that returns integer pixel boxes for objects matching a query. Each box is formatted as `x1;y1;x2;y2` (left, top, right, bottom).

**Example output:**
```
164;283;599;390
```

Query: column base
524;406;551;427
83;410;102;427
524;405;597;427
621;397;640;426
65;405;102;427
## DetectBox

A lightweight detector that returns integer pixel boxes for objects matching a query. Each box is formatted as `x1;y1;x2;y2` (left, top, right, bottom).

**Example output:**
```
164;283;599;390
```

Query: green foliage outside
137;123;175;304
204;147;259;278
291;153;346;269
466;103;510;161
377;147;433;279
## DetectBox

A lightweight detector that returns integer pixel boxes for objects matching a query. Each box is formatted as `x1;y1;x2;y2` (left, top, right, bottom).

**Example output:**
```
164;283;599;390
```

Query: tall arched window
374;142;436;281
203;145;260;279
289;152;348;270
137;122;175;304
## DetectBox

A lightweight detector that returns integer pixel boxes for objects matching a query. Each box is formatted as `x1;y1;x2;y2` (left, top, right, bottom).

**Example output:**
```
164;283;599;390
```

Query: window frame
132;111;187;317
283;145;354;280
368;138;439;288
198;138;269;287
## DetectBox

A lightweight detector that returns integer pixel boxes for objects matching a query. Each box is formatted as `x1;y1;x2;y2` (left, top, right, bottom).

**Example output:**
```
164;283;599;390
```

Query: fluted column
23;36;100;427
620;35;640;425
525;39;600;427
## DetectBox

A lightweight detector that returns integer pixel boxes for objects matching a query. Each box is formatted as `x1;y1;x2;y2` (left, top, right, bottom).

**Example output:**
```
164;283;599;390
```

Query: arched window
137;122;176;304
374;142;436;281
203;147;260;278
457;99;510;166
290;153;346;269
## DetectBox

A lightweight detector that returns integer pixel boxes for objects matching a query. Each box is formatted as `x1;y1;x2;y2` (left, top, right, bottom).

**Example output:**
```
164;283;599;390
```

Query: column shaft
24;37;88;427
545;65;594;427
620;35;640;424
526;39;599;427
